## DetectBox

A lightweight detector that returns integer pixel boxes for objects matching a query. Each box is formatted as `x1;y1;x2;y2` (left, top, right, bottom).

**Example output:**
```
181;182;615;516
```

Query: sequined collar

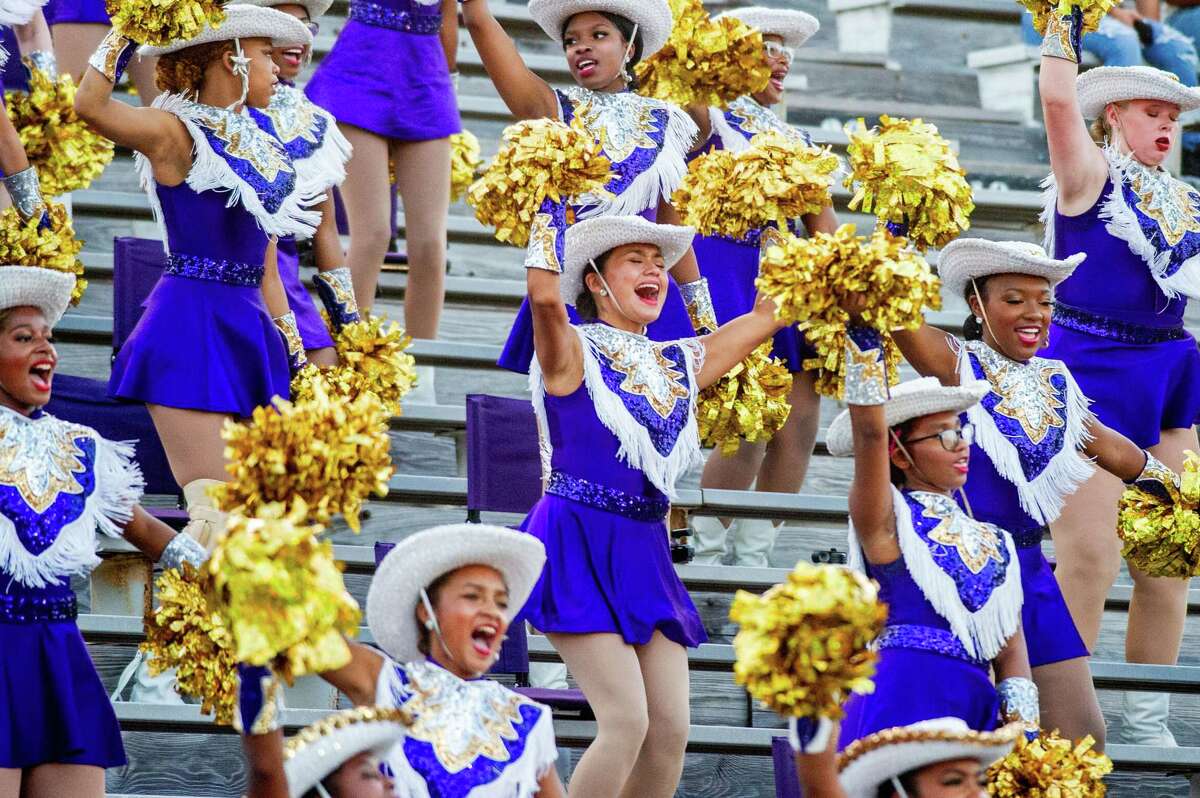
723;96;810;144
258;85;327;161
904;491;1008;579
559;86;665;163
179;98;294;186
1111;149;1200;247
580;323;692;421
0;406;90;515
964;341;1064;445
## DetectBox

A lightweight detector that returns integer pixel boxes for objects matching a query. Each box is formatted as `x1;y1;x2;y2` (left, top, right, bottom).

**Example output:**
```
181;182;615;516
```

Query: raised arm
694;294;784;387
243;731;289;798
528;268;584;394
893;325;960;385
801;204;838;237
461;0;557;120
320;641;385;706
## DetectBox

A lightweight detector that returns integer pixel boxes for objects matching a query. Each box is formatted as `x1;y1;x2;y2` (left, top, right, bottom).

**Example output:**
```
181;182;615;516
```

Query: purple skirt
305;19;460;142
109;274;292;417
646;234;816;371
42;0;109;24
278;238;335;352
518;494;707;648
1043;322;1200;448
1016;539;1089;668
0;619;125;768
837;647;1000;749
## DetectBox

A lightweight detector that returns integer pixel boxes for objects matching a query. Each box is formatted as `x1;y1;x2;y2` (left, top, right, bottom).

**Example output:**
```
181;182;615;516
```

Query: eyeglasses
764;41;794;63
903;422;975;452
304;20;320;36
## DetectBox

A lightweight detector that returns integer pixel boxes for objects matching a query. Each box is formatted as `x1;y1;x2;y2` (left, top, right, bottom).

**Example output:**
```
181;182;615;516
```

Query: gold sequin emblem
1126;161;1200;247
913;492;1006;575
562;86;660;163
586;325;691;419
0;416;87;513
265;86;320;146
727;96;808;144
970;342;1064;445
188;101;292;183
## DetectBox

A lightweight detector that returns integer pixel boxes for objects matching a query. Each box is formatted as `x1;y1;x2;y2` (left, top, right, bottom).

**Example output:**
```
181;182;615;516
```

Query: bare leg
1033;658;1106;749
51;23;160;105
0;768;19;798
546;633;648;798
21;764;104;798
145;404;230;486
755;369;820;494
618;632;690;798
338;124;393;313
390;137;449;340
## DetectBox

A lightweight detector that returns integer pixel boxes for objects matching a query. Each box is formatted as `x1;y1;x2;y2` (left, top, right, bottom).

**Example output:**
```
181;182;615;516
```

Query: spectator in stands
41;0;160;104
0;263;208;798
304;0;459;404
75;7;319;551
1021;1;1198;86
1037;4;1200;746
317;524;567;796
825;366;1035;747
515;209;804;798
242;0;362;368
461;0;718;377
647;7;836;568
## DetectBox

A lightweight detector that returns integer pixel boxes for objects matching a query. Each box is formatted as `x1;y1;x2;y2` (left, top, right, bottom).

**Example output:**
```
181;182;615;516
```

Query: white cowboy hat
560;214;694;305
1077;65;1200;119
937;238;1085;301
366;524;546;664
839;718;1022;798
713;7;819;49
0;266;75;327
283;706;410;798
528;0;673;59
236;0;334;21
825;376;990;457
138;4;313;58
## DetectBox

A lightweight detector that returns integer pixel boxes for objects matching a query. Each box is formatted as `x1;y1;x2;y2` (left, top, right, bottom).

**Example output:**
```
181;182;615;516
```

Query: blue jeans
1021;11;1199;84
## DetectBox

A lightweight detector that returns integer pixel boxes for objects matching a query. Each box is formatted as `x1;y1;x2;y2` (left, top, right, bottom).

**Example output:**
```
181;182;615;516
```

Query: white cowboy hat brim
236;0;334;21
713;7;819;49
839;719;1022;798
560;214;694;305
825;376;990;457
527;0;673;59
1077;65;1200;119
0;266;75;327
139;4;313;58
366;524;547;663
284;708;408;798
937;238;1085;301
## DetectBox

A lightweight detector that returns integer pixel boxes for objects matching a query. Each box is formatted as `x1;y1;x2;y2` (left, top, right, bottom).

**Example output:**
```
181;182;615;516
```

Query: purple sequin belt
1053;302;1189;345
350;0;441;34
1009;524;1046;550
0;588;77;623
165;252;264;287
875;624;986;667
546;471;670;522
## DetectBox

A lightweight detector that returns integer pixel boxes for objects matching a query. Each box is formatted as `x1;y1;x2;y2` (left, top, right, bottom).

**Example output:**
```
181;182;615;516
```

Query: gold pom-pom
730;562;886;718
450;131;483;203
1019;0;1115;36
140;562;238;724
466;118;614;247
697;342;793;455
987;731;1112;797
207;502;360;682
0;202;86;304
5;65;114;198
1117;451;1200;577
291;314;417;417
212;382;393;532
843;115;973;251
755;224;941;398
635;0;771;109
107;0;226;47
674;131;837;240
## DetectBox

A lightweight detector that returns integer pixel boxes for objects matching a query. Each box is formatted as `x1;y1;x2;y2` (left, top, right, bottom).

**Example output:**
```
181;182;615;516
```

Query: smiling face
1107;98;1181;167
562;11;633;92
0;306;57;415
417;564;511;679
967;273;1054;362
235;37;282;108
890;410;972;493
753;33;790;106
265;4;312;81
904;758;989;798
584;243;670;329
324;752;394;798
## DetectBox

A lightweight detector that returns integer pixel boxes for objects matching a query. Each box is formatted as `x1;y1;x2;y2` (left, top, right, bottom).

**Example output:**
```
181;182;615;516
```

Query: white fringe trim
288;99;352;199
0;432;144;588
0;0;44;26
710;107;752;153
958;344;1096;526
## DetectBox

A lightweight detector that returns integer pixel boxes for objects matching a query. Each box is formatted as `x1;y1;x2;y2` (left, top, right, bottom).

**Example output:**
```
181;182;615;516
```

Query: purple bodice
866;556;956;633
1054;179;1186;325
960;449;1040;540
154;182;270;269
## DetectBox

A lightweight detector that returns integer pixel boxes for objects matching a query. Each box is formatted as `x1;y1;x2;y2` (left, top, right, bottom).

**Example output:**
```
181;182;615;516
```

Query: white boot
732;519;781;568
690;516;729;565
182;479;228;553
404;364;437;406
1121;691;1178;746
111;650;184;705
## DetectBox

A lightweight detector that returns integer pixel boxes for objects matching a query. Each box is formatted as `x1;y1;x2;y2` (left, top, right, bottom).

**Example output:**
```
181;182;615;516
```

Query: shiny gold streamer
697;342;792;455
730;562;886;719
1116;450;1200;578
450;131;482;203
6;64;114;197
755;224;941;398
987;731;1112;797
466;118;614;247
1019;0;1115;36
291;314;417;417
106;0;226;46
843;115;972;251
635;0;771;109
673;131;837;240
0;202;86;304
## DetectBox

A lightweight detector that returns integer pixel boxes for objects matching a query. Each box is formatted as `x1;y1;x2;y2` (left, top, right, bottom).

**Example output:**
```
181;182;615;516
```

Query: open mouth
29;361;53;393
470;623;499;657
281;47;304;67
953;456;969;475
634;282;661;305
769;68;787;92
1015;326;1041;346
1157;136;1171;152
576;58;597;78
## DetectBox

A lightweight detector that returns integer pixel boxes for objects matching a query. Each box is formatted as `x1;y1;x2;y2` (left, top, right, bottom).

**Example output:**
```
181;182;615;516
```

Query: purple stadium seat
464;394;544;520
113;237;169;355
772;736;803;798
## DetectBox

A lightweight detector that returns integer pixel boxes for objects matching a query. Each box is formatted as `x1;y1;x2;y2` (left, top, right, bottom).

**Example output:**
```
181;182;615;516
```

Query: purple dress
0;407;143;769
110;95;320;416
1043;153;1200;448
519;324;707;648
838;487;1021;748
305;0;460;142
42;0;109;25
